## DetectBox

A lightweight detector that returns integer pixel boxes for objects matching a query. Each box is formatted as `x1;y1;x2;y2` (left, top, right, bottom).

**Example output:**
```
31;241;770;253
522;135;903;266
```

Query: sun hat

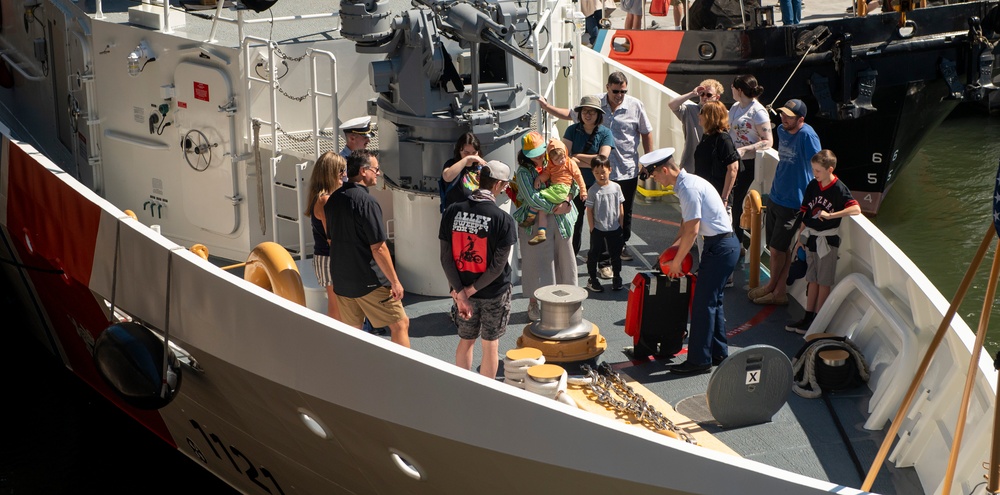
574;95;604;114
521;131;546;158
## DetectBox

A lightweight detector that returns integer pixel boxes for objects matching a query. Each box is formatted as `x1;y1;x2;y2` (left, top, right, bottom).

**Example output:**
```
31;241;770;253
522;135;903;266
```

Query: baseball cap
777;99;807;118
481;160;514;181
521;131;546;158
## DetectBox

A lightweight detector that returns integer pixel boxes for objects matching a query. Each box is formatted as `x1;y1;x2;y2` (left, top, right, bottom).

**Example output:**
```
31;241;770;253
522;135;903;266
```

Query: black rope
0;256;64;274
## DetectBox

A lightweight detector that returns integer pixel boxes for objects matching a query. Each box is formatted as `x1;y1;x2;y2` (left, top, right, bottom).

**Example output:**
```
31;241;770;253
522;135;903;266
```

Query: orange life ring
243;242;306;306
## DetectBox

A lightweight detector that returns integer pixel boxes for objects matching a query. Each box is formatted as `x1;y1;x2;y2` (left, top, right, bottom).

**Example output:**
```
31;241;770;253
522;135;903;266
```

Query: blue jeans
779;0;800;24
687;233;740;366
585;9;603;46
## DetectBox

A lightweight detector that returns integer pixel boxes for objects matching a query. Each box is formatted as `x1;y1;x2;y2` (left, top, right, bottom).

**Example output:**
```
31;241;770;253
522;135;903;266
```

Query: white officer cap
638;147;675;167
340;116;375;137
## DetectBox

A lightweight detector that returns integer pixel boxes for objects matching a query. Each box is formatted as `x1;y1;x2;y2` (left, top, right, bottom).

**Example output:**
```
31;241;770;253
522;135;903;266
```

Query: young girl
529;139;587;245
304;151;346;320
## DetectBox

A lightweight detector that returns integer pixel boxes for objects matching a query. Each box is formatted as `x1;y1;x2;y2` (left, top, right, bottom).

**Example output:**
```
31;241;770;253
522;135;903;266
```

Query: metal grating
256;129;382;159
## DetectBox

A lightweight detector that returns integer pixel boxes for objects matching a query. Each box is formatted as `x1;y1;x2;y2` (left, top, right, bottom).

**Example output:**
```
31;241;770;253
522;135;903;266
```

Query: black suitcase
625;272;693;359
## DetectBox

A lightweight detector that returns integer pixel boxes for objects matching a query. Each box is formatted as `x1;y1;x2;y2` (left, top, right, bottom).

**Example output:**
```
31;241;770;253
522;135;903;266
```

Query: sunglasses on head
611;89;628;95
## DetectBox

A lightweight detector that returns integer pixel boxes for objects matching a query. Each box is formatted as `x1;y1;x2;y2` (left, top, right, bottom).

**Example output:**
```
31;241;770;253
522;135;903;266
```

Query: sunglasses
611;89;628;95
699;93;716;98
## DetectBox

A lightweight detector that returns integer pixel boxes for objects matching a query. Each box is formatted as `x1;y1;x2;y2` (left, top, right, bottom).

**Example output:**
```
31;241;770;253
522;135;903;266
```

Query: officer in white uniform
642;147;740;374
340;116;375;158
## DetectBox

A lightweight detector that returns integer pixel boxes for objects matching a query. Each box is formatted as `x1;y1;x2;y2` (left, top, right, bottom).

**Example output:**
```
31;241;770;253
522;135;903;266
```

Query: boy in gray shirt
585;156;626;291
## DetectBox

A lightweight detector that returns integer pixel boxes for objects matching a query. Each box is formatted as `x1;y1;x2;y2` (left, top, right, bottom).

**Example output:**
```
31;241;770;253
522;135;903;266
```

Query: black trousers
613;176;639;244
731;159;755;245
587;227;624;281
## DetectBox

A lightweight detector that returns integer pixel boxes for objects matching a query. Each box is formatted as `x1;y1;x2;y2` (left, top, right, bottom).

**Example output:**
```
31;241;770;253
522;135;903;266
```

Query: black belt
704;231;734;241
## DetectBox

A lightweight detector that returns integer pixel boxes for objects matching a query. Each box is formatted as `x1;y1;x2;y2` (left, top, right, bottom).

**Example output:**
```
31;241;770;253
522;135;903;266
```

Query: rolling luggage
625;272;693;358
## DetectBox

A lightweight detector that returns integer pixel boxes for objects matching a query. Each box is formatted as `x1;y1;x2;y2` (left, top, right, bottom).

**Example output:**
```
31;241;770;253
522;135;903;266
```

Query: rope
503;354;545;388
160;253;174;401
767;43;820;114
252;119;267;235
109;223;120;324
524;367;578;407
791;337;870;398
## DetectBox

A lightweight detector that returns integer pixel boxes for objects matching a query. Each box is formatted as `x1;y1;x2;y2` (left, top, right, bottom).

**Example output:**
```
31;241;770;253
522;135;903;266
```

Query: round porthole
298;409;331;440
698;42;716;60
389;449;425;481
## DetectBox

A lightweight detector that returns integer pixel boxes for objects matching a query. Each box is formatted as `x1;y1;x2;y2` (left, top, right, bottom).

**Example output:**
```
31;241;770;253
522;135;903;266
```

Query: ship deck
398;194;922;494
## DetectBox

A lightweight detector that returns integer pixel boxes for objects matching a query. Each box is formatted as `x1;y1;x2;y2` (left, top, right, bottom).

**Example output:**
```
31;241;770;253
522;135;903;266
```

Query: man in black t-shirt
326;150;410;347
439;160;517;379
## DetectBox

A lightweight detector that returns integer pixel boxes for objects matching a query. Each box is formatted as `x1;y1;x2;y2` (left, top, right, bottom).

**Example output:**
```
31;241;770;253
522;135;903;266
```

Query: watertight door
173;62;238;234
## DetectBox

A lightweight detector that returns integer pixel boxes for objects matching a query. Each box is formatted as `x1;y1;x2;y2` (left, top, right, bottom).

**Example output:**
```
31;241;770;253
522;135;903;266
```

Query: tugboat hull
598;1;1000;213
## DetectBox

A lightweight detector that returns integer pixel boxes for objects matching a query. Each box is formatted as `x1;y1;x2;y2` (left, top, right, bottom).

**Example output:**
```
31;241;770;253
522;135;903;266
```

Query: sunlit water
873;108;1000;355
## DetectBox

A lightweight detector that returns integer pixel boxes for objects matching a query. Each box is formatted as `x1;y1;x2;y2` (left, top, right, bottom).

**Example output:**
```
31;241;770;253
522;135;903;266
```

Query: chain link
274;123;315;143
580;363;697;444
273;45;307;62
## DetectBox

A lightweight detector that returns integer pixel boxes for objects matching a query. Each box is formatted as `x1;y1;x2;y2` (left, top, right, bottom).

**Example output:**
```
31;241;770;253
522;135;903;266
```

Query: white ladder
242;37;340;258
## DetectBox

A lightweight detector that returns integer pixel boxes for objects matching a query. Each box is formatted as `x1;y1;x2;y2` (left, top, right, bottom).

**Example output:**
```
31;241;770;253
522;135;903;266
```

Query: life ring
243;242;306;306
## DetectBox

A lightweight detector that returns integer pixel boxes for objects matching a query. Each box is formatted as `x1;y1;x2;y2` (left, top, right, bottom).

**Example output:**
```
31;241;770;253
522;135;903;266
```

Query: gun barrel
481;29;549;74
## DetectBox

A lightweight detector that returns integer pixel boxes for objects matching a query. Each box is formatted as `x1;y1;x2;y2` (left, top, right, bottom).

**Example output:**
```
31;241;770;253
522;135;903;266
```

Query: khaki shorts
805;246;838;286
336;286;406;328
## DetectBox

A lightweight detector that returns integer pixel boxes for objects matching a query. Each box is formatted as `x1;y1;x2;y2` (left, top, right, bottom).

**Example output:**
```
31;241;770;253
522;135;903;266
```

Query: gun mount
340;0;550;296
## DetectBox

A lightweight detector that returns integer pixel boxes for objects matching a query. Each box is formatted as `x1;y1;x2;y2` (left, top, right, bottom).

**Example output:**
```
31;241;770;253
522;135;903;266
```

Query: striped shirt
570;94;653;181
511;163;579;239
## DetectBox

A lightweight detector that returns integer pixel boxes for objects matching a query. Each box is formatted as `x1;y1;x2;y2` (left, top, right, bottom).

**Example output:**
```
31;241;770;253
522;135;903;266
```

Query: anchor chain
580;363;697;444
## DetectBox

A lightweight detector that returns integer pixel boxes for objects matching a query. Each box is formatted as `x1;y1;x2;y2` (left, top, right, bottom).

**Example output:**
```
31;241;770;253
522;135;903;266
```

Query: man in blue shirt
748;99;821;306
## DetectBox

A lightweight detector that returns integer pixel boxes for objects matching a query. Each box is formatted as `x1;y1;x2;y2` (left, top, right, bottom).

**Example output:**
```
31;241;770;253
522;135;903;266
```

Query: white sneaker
598;265;613;280
528;300;541;321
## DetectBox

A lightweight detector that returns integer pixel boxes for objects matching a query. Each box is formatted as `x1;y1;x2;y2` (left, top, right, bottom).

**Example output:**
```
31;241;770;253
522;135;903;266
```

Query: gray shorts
313;254;332;288
451;287;512;341
805;246;838;286
765;198;798;252
619;0;644;16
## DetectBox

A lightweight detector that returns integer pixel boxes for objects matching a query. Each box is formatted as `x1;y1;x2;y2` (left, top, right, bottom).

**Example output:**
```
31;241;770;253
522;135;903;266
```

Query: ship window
698;42;716;60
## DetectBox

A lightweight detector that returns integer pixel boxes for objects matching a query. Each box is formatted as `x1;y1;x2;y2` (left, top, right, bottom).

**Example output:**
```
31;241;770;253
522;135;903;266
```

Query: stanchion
740;189;763;290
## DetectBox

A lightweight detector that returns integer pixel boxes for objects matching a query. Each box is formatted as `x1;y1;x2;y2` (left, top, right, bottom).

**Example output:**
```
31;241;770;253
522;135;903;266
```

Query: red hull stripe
7;142;101;286
5;138;175;447
604;30;684;84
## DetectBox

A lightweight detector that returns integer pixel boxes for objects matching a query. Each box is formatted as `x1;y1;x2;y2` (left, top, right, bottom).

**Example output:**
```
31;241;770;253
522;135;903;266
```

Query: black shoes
612;277;625;291
712;355;727;366
668;360;712;374
587;277;605;293
620;247;634;262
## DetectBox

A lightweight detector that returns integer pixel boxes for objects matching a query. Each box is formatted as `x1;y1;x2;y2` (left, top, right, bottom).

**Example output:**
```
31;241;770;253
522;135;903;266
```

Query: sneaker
587;277;605;293
519;212;536;228
620;247;634;262
528;230;547;245
612;277;625;291
712;355;727;366
598;265;613;280
725;275;734;288
785;317;811;334
528;300;541;321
